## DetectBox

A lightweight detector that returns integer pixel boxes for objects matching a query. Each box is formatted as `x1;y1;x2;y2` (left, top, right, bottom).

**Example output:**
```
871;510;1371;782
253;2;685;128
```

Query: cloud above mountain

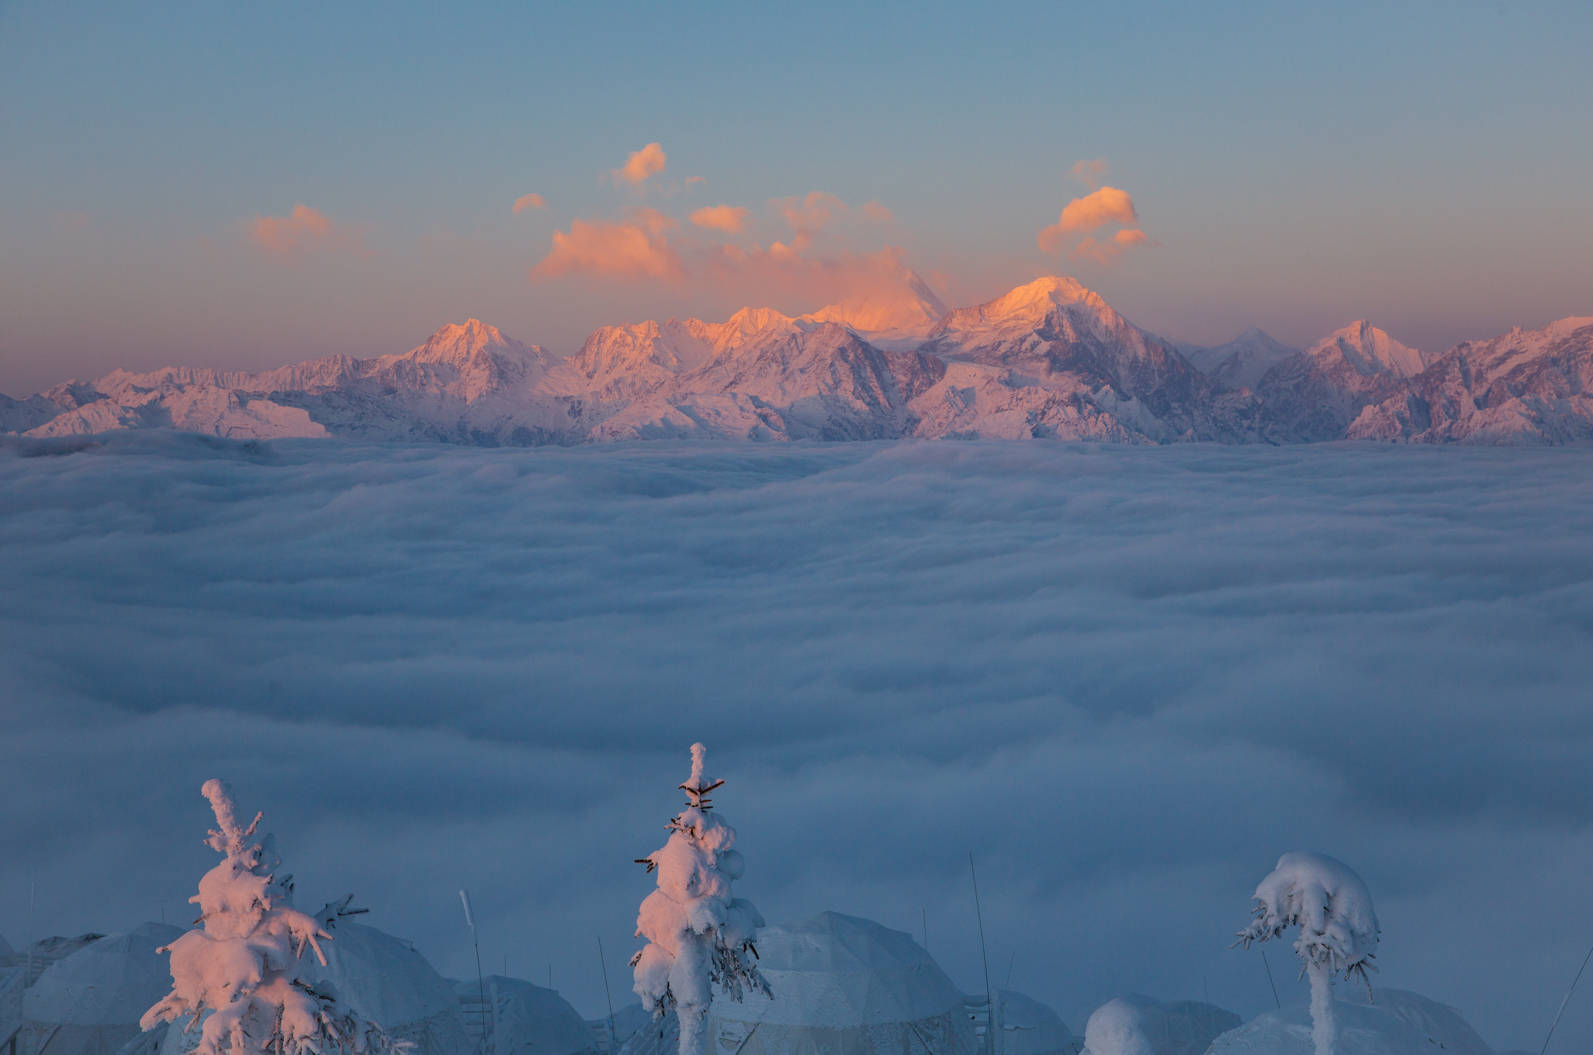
531;208;682;280
1038;185;1149;262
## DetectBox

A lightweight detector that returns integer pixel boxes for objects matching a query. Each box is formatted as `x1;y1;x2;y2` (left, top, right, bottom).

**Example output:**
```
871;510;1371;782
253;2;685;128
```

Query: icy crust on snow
455;977;595;1055
24;923;185;1025
1205;990;1493;1055
1239;852;1380;982
1078;995;1237;1055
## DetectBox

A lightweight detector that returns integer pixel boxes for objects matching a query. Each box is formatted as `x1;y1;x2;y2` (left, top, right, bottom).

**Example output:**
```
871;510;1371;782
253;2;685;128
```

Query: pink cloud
860;200;894;224
773;191;846;249
248;204;336;255
690;205;750;234
1037;186;1141;254
614;142;667;185
531;208;683;280
1113;228;1149;247
513;192;546;214
1070;159;1110;188
685;176;706;187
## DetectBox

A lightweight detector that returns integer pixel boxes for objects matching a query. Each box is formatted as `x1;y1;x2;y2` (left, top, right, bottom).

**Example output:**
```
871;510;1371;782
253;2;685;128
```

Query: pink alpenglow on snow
631;743;769;1055
141;779;403;1055
1236;851;1381;1055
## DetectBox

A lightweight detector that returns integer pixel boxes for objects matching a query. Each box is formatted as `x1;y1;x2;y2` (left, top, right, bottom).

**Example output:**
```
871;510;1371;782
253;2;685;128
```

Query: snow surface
24;923;184;1025
711;912;966;1028
1206;989;1492;1055
993;989;1077;1055
1078;996;1237;1055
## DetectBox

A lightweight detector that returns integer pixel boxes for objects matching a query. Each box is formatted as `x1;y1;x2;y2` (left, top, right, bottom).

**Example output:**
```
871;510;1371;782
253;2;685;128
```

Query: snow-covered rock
1180;329;1298;392
1347;316;1593;444
6;284;1590;446
1204;989;1492;1055
1079;995;1238;1055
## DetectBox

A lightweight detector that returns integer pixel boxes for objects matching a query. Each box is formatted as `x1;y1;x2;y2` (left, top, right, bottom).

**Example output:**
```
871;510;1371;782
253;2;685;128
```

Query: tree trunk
676;1004;709;1055
1307;959;1335;1055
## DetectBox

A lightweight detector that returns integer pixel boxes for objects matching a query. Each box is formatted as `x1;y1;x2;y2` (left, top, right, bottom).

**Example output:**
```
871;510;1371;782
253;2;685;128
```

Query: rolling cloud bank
3;436;1593;1051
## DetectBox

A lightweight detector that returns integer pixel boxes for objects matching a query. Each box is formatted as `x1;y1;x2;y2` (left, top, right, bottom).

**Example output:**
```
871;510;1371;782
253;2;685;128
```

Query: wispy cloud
248;204;338;255
1070;158;1110;188
512;193;547;214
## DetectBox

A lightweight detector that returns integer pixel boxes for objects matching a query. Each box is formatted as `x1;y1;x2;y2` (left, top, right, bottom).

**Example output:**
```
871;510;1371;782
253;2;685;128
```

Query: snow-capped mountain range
5;276;1590;445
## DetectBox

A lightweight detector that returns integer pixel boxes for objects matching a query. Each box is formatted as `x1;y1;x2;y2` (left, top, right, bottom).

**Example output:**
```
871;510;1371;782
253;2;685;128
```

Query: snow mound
24;923;184;1026
994;989;1079;1055
1205;990;1492;1055
705;912;978;1055
456;976;596;1055
1079;995;1238;1055
301;922;463;1037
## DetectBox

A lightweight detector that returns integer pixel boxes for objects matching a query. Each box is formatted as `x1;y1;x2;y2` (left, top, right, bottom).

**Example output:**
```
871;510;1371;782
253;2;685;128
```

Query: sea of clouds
3;433;1592;1050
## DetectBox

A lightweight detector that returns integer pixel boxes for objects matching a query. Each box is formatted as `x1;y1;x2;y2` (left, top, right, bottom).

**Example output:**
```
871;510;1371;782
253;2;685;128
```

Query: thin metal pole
1260;949;1281;1010
461;890;491;1055
1540;936;1593;1055
969;853;995;1055
598;936;618;1055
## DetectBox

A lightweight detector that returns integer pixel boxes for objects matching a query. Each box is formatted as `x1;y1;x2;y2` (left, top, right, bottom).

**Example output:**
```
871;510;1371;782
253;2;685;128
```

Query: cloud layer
3;438;1591;1052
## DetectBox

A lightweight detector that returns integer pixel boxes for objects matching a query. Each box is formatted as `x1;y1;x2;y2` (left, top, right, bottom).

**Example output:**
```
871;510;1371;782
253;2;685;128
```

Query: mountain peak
1309;320;1425;378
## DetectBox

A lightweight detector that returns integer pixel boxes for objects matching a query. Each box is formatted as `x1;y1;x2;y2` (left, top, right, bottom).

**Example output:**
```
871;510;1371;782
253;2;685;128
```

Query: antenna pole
1540;936;1593;1055
969;853;995;1055
598;936;618;1055
1260;949;1281;1010
461;890;492;1055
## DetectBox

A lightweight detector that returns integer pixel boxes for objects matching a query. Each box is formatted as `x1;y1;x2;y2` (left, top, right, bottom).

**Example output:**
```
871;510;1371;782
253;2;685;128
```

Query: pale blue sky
2;0;1590;391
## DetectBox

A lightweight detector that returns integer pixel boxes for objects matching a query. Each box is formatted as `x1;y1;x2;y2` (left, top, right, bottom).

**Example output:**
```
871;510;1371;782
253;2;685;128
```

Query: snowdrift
1204;989;1492;1055
1079;995;1238;1055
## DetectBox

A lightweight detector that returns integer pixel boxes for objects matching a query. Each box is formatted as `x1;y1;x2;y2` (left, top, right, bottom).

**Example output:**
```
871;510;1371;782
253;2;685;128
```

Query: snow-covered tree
631;743;769;1055
142;779;403;1055
1235;851;1380;1055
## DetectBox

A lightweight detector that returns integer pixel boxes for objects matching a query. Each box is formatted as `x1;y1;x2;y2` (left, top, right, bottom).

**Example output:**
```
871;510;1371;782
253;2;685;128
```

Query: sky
4;437;1593;1051
2;0;1592;394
